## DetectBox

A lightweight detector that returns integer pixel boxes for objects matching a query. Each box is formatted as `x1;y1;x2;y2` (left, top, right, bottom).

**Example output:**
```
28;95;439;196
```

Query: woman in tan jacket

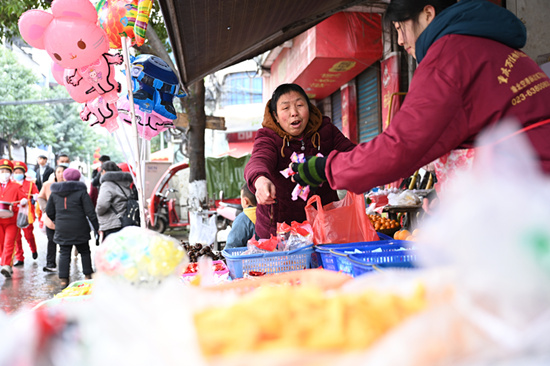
37;165;66;272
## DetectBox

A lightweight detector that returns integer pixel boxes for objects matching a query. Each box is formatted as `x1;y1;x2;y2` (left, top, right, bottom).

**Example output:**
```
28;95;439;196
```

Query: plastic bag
189;211;217;245
305;192;378;244
16;209;29;229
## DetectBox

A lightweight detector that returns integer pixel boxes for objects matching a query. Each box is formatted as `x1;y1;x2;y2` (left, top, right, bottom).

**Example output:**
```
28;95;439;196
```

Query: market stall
1;121;549;365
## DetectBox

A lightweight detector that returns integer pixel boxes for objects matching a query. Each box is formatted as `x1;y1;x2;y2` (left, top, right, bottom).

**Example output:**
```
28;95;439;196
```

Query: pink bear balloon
19;0;122;103
51;62;99;104
118;99;173;140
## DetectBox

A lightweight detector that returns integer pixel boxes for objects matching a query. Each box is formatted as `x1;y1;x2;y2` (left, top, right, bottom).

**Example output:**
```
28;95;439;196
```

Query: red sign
380;53;401;131
267;12;383;100
226;130;257;143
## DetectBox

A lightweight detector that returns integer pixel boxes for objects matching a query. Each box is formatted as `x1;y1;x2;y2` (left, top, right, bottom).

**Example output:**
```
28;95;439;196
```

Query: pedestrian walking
37;165;67;272
95;161;134;242
0;160;27;279
11;161;39;266
45;168;98;288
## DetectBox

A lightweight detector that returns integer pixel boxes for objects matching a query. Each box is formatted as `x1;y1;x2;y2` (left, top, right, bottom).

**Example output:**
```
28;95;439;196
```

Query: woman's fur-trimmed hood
262;99;324;157
100;171;134;184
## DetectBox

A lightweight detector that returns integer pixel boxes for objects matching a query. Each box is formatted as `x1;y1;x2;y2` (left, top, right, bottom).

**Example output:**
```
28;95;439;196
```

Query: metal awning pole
121;36;147;228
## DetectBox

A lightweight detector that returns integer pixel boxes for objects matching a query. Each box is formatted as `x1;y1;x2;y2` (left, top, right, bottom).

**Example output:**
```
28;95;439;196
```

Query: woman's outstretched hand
254;176;277;205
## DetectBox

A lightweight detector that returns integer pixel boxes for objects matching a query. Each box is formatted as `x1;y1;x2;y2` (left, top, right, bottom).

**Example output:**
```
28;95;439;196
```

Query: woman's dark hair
269;83;314;118
384;0;457;24
101;161;121;172
54;165;67;182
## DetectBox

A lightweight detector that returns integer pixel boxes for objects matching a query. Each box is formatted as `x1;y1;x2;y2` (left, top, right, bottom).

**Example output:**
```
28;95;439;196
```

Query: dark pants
102;227;122;242
46;227;57;268
58;243;93;279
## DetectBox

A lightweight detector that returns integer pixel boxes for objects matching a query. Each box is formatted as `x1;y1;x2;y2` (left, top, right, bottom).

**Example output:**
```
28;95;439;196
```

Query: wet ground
0;225;187;314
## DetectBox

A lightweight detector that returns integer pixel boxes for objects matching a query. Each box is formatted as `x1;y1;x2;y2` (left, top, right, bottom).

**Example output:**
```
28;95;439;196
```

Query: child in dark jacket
46;168;99;288
225;184;256;248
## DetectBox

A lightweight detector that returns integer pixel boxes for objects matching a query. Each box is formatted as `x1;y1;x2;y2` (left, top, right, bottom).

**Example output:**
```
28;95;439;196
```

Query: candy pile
54;281;93;298
95;227;188;284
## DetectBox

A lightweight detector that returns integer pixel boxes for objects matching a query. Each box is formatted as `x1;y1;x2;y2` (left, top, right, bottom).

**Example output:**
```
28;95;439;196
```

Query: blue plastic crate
314;235;411;272
330;242;413;276
348;250;418;277
221;245;314;279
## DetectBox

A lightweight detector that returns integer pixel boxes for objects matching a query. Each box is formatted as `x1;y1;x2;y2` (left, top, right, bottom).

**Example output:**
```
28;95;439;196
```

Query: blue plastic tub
314;233;410;272
222;245;314;279
348;250;418;277
330;242;413;276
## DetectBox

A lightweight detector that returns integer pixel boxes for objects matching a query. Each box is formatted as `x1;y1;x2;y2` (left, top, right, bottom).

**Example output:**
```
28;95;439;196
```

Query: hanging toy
96;0;153;49
117;98;173;140
130;54;186;120
19;0;123;104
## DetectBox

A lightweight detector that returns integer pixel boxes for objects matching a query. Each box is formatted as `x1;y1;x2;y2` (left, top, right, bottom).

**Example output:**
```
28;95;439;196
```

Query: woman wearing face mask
291;0;550;194
37;165;67;273
11;161;39;267
0;160;27;278
244;83;356;239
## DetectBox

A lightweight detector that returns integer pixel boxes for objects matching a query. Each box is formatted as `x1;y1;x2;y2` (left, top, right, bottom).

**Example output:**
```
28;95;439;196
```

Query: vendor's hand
291;156;327;188
254;176;277;205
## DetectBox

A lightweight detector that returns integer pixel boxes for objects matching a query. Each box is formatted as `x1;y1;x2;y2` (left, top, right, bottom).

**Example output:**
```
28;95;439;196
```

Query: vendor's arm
244;133;279;204
326;67;469;194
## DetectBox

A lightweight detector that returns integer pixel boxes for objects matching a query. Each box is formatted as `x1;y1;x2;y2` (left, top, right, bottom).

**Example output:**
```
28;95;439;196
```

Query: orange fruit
399;230;411;240
393;230;401;240
412;229;420;237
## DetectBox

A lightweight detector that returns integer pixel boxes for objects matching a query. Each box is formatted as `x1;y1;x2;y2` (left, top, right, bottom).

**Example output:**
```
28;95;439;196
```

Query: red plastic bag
305;192;378;244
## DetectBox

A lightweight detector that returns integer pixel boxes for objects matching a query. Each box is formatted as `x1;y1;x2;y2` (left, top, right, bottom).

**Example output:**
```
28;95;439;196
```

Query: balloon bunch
19;0;182;139
95;227;188;285
19;0;123;132
96;0;154;49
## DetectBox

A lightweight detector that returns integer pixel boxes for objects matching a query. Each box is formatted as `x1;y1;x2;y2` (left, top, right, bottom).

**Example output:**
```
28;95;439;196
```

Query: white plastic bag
188;211;217;245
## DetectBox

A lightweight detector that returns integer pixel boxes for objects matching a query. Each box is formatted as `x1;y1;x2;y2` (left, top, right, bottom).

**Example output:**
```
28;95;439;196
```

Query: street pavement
0;224;90;314
0;224;188;314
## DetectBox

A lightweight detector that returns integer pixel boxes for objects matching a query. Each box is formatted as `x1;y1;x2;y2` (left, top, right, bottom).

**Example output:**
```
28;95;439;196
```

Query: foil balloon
96;0;153;49
81;97;119;132
118;99;173;140
18;0;122;103
130;54;186;120
51;62;99;104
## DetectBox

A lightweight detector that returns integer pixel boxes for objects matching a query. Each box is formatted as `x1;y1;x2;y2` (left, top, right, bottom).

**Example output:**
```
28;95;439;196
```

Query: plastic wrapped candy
94;227;188;285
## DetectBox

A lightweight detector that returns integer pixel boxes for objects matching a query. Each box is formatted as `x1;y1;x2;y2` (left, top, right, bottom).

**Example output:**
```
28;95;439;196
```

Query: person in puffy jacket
244;83;355;238
37;164;67;273
95;161;134;242
46;168;98;288
292;0;550;193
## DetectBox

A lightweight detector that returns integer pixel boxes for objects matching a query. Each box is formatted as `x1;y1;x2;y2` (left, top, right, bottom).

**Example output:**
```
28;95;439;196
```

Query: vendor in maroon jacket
245;83;355;239
291;0;550;194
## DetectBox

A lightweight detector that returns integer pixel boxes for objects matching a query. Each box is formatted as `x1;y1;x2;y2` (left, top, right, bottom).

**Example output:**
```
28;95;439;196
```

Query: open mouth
290;120;301;127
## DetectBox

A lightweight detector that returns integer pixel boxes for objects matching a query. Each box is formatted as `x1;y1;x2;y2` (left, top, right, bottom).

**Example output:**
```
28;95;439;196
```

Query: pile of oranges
394;229;420;241
367;214;400;231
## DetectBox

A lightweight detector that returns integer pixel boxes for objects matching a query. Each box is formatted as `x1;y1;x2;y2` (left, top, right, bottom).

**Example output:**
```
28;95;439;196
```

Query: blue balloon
130;54;186;120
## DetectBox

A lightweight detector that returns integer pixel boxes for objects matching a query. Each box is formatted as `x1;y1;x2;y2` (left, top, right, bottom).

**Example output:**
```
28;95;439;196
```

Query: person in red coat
0;160;27;278
292;0;550;194
244;83;355;239
12;161;39;266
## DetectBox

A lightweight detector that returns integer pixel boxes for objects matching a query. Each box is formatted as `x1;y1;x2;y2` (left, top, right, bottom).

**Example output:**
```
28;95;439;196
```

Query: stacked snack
194;283;426;356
